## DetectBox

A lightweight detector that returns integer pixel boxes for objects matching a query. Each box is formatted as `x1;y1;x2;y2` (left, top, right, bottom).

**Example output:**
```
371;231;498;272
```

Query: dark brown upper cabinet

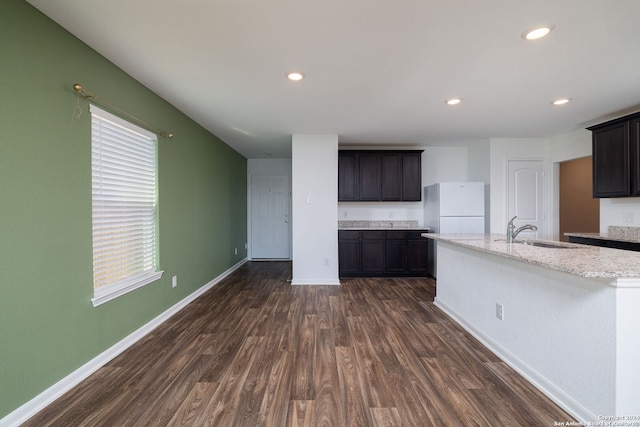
401;151;422;201
358;152;382;201
338;150;423;202
337;151;359;201
381;152;402;201
588;112;640;198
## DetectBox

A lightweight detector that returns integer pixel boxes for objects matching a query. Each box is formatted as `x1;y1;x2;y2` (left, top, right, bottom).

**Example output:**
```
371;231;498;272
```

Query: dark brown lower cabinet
362;231;385;274
407;236;428;275
339;229;429;277
385;231;408;273
337;231;361;275
568;236;640;252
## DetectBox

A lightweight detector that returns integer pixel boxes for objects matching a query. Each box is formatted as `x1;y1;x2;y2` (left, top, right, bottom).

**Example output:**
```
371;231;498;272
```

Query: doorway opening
559;156;599;241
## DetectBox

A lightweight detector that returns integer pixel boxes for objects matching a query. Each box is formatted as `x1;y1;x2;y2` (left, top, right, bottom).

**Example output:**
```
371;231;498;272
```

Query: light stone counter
422;233;640;279
338;220;428;230
565;225;640;244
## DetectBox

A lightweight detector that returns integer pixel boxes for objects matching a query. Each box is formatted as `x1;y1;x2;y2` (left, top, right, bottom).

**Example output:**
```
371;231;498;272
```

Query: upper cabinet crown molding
338;150;423;202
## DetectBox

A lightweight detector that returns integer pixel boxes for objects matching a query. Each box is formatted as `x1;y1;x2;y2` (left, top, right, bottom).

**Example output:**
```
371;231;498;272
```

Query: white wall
467;139;491;183
291;134;340;285
248;158;292;175
549;128;592;163
422;146;468;185
599;198;640;230
247;159;292;259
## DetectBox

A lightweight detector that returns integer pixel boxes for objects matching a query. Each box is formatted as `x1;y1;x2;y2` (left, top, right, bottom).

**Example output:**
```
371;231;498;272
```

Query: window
90;105;162;307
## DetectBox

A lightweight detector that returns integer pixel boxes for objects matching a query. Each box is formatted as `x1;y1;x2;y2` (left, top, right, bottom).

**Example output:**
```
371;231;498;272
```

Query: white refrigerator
424;182;486;277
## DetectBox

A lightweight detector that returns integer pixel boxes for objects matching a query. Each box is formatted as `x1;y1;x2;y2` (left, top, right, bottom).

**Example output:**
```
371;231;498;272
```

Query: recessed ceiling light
287;72;304;81
446;98;462;105
522;24;555;40
552;97;572;105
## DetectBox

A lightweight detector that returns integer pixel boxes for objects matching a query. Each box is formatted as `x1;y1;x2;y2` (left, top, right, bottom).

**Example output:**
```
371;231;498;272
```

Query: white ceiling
27;0;640;159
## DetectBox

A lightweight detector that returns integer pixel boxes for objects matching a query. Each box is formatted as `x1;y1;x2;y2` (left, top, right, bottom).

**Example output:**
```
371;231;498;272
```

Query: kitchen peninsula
423;233;640;423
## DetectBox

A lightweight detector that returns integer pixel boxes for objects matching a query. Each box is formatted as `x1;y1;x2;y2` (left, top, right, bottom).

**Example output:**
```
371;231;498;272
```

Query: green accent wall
0;0;247;418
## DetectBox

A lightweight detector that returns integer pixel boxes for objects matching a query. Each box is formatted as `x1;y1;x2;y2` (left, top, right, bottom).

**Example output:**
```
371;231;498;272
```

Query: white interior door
251;174;290;259
507;160;544;239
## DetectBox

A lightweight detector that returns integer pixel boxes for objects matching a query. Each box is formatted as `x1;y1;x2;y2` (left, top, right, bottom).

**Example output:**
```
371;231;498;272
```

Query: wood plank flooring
23;261;575;426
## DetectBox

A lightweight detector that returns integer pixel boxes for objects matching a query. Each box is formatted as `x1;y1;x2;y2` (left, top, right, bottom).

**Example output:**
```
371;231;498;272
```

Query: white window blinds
90;104;162;306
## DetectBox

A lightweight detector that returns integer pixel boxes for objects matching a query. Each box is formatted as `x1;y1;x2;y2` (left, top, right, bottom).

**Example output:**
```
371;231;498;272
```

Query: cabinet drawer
407;231;427;239
338;230;360;240
362;230;385;240
386;231;407;240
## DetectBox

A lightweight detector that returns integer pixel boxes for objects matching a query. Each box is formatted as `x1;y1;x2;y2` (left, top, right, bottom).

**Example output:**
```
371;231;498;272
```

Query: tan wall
559;156;599;241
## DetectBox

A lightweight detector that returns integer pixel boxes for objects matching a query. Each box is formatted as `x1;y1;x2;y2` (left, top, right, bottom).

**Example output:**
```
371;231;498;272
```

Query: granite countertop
338;220;429;230
422;233;640;279
565;226;640;244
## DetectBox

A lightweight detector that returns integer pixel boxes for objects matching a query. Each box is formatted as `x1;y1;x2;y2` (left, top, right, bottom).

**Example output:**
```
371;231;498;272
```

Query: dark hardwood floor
24;261;574;426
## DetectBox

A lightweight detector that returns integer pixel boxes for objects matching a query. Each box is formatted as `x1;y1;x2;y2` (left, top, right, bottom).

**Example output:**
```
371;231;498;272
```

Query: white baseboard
434;298;597;424
1;259;247;427
290;279;341;286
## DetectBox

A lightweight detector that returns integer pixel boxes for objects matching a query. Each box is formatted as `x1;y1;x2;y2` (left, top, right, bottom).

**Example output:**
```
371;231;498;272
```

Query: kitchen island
422;233;640;423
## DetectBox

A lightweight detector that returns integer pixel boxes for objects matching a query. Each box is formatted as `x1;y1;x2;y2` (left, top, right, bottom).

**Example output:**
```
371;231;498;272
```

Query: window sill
91;270;164;307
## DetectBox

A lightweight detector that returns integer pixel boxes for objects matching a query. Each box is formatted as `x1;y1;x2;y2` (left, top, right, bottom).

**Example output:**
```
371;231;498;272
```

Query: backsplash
608;226;640;240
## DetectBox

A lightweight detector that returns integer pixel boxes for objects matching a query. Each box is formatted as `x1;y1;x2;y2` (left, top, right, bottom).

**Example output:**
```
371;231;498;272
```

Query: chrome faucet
506;216;538;243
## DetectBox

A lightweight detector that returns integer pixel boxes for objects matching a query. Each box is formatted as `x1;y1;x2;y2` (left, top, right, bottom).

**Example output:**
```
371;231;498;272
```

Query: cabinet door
402;152;422;201
338;231;361;276
338;151;358;201
381;153;402;201
362;231;385;274
592;122;630;197
359;152;381;201
385;231;407;273
407;236;428;275
631;119;640;196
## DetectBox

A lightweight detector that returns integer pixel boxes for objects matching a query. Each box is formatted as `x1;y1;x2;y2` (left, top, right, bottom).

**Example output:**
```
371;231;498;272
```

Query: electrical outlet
234;247;238;255
324;258;330;267
172;275;178;288
496;303;504;320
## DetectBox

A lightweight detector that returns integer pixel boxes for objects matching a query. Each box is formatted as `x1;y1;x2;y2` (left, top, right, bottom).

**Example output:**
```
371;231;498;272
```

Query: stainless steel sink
514;240;583;249
495;239;584;249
